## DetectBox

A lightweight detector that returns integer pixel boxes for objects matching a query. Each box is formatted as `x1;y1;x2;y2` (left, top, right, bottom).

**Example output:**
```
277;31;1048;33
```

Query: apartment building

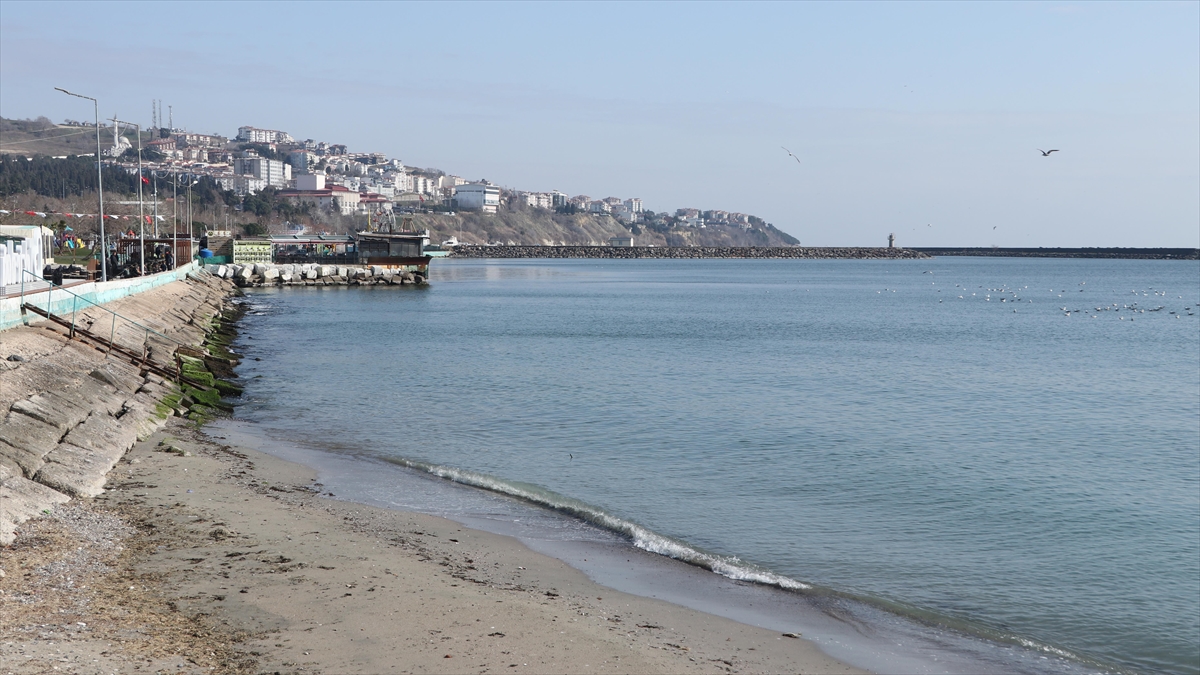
236;126;295;144
233;156;291;188
454;182;500;214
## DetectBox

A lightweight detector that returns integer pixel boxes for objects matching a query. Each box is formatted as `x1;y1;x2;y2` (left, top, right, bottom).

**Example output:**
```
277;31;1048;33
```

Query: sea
216;257;1200;675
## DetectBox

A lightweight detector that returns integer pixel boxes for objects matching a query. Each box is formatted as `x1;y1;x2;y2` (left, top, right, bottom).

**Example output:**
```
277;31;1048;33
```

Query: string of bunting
0;210;165;222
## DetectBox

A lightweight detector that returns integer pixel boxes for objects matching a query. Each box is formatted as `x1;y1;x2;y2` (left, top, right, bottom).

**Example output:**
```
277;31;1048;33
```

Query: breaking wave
381;456;812;592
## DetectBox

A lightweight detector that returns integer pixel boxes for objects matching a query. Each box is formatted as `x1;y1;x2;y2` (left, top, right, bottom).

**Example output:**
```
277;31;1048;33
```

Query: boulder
263;268;280;281
305;268;318;280
280;272;293;283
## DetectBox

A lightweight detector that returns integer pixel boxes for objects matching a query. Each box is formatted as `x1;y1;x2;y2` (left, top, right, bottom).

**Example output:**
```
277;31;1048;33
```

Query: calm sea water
229;257;1199;675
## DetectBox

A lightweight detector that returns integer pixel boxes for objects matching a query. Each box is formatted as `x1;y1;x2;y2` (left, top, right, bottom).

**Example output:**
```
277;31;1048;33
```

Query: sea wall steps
205;262;428;288
0;271;237;544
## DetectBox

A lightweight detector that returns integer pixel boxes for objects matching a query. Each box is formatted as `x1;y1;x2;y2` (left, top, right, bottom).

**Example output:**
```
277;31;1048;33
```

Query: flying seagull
1038;149;1059;156
782;147;802;165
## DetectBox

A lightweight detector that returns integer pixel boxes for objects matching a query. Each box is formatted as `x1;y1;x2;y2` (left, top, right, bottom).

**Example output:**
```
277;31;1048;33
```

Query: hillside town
49;114;784;238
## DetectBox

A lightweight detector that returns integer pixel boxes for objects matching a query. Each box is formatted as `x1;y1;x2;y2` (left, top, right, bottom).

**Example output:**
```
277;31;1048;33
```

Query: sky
1;1;1197;247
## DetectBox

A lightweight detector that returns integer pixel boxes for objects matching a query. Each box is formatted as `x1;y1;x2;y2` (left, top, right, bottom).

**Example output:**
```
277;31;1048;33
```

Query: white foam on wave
390;457;811;592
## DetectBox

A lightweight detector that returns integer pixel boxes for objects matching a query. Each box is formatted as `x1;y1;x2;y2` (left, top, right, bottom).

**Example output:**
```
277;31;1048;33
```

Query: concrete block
89;362;141;394
0;439;44;478
72;376;127;416
10;392;91;432
34;441;125;498
62;412;138;455
305;268;318;280
215;265;228;278
263;268;280;280
0;465;71;546
0;412;64;476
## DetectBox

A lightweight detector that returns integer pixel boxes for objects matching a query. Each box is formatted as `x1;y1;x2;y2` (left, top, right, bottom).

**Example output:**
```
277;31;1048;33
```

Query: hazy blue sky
2;1;1196;246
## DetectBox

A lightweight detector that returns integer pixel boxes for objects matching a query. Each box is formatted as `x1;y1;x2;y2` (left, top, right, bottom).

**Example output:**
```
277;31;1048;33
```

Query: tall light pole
112;118;145;275
55;87;106;281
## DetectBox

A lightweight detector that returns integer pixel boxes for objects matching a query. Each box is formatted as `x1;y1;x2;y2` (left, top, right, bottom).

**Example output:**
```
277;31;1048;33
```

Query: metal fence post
70;295;78;339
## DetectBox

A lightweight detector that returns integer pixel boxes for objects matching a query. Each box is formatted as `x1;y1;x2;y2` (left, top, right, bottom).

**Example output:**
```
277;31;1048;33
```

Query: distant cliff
409;208;800;248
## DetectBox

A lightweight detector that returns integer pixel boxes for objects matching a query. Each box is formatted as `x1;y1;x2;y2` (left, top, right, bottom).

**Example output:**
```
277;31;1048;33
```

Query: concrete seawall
0;270;237;545
449;245;930;259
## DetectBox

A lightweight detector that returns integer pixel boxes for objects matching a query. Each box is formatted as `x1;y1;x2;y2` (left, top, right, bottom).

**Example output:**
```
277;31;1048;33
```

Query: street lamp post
111;118;145;275
54;87;106;281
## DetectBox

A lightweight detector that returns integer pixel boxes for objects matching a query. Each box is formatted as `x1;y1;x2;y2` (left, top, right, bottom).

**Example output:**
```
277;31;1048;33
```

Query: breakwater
0;271;239;544
206;263;428;287
911;247;1199;260
449;245;929;259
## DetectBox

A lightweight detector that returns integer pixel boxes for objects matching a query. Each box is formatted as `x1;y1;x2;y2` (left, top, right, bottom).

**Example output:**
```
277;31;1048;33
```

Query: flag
142;175;150;185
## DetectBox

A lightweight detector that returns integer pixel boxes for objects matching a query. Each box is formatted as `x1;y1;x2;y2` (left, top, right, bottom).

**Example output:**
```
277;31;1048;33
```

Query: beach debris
637;623;663;629
489;632;506;637
7;354;25;361
782;632;802;638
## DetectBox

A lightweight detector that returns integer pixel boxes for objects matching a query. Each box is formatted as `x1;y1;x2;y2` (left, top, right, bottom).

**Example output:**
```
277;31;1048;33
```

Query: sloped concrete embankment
0;271;237;545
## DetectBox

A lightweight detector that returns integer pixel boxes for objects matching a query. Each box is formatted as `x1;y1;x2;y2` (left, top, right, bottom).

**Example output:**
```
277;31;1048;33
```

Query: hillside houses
94;116;782;239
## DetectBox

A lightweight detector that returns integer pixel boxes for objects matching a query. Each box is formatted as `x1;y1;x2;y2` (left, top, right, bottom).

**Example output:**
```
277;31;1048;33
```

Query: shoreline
2;416;864;674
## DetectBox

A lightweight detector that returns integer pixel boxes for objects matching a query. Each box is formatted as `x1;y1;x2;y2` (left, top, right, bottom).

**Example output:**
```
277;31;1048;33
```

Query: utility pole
173;170;179;268
112;117;145;274
55;87;106;281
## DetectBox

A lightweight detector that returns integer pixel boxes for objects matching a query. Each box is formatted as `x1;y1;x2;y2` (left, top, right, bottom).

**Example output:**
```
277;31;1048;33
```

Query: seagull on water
782;147;802;165
1038;149;1059;156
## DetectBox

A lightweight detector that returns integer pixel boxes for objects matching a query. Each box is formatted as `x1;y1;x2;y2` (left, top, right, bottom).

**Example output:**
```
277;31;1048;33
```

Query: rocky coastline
448;245;930;259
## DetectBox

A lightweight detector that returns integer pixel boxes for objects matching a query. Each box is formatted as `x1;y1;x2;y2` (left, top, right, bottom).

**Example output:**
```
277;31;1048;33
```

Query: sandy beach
1;415;864;674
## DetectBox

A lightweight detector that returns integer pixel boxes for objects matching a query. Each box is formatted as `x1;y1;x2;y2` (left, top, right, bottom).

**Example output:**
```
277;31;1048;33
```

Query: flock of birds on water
874;271;1198;322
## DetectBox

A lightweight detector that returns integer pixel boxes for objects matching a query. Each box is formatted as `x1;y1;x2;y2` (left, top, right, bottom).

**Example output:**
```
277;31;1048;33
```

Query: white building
624;198;643;213
522;192;553;209
233;156;291;188
288;150;320;174
236;126;294;144
454;182;500;214
295;173;326;191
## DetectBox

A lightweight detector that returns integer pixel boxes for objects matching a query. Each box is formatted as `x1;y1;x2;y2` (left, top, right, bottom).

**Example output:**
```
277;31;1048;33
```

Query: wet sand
1;417;864;674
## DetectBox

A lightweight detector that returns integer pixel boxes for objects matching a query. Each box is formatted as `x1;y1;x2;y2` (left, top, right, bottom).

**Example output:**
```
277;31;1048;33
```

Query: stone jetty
0;270;238;545
449;245;930;259
206;263;429;287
